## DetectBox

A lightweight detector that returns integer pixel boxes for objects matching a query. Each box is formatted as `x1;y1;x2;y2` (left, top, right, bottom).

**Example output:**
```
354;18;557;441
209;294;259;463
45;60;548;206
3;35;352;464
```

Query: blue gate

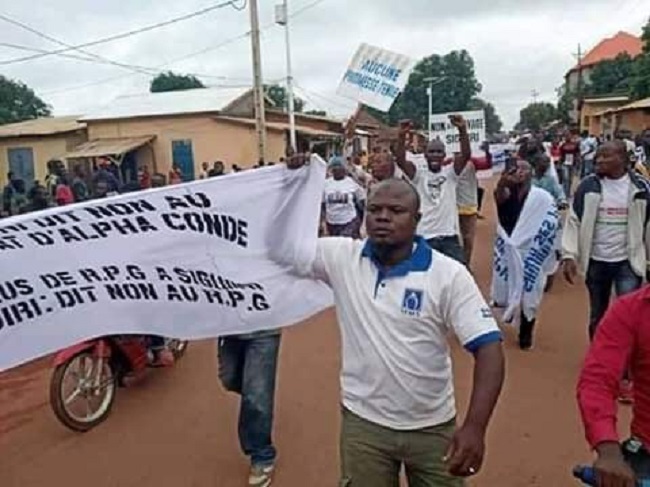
7;147;35;189
171;140;195;182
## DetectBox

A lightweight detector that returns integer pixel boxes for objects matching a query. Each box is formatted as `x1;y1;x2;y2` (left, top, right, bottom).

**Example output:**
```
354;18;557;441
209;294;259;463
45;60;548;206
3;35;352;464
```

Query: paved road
0;186;629;486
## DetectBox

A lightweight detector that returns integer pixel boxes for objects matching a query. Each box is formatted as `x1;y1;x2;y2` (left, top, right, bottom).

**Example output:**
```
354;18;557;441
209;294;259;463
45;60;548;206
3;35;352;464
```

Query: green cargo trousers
340;407;464;487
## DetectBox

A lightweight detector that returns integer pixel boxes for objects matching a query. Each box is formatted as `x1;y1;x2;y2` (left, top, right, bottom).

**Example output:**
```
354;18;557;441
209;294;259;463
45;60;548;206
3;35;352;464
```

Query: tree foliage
585;53;635;96
515;102;558;132
632;17;650;100
469;98;503;135
0;75;51;125
150;71;205;93
264;84;305;113
383;50;482;128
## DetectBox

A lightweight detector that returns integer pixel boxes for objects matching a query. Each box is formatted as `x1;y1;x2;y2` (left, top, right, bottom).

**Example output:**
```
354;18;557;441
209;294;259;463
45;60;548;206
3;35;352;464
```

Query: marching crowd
2;118;650;486
222;119;650;487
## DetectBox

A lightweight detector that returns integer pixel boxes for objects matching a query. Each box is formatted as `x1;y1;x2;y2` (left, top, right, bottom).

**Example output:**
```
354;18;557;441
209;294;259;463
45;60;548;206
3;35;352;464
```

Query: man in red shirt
577;285;650;485
560;131;581;198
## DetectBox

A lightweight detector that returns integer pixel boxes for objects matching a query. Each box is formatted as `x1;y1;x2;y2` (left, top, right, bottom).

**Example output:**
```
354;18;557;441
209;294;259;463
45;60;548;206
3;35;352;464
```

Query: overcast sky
0;0;647;129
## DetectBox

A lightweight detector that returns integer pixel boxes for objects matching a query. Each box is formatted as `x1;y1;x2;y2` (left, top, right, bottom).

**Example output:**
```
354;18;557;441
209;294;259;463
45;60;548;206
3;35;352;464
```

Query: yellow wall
86;115;286;176
0;134;81;187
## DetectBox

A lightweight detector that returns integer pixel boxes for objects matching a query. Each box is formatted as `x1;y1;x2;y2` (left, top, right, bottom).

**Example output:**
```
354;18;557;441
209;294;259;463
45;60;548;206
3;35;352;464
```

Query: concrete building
69;87;342;182
0;116;87;188
564;31;642;123
580;95;630;134
585;97;650;138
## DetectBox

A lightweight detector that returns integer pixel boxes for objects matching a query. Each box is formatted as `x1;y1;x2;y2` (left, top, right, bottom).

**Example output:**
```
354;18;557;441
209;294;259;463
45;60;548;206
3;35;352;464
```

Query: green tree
264;84;305;113
0;75;51;125
585;53;635;96
385;50;482;128
631;17;650;100
150;71;205;93
469;98;503;135
556;84;575;125
515;102;558;132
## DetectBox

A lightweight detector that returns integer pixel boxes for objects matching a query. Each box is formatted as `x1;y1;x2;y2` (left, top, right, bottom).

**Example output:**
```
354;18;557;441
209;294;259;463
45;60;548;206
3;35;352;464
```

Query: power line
0;0;245;66
39;0;326;97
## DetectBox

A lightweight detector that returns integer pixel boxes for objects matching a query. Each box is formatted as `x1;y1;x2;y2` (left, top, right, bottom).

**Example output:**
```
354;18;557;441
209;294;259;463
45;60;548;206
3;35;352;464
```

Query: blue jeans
581;158;594;179
426;235;466;266
586;260;642;340
218;333;281;467
561;164;575;199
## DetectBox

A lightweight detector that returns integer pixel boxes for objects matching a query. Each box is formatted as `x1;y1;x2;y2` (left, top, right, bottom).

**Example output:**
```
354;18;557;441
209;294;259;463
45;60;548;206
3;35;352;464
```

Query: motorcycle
49;335;188;432
574;465;650;486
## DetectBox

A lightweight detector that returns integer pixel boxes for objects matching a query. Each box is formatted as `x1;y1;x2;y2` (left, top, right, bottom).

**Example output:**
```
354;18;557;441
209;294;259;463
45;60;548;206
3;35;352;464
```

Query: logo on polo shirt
480;307;493;319
402;288;424;316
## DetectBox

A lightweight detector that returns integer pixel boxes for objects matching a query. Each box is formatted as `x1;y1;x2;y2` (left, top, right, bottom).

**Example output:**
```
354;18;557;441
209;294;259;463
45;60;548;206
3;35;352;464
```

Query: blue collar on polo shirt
361;236;433;295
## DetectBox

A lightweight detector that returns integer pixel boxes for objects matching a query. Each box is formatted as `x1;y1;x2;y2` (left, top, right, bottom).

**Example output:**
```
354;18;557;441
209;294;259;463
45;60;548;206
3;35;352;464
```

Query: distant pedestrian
93;157;121;194
200;161;210;179
139;165;152;189
168;165;183;185
492;159;559;350
322;156;365;238
71;165;90;203
455;154;480;267
560;131;581;198
209;161;225;178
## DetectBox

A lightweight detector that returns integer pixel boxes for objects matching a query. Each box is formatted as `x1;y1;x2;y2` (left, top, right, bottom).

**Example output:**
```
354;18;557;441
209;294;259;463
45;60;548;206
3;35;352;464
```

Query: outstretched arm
395;120;417;180
451;115;471;176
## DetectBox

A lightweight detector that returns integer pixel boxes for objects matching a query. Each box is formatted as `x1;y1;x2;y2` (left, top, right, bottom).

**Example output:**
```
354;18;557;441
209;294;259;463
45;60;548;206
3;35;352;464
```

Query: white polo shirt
309;236;501;430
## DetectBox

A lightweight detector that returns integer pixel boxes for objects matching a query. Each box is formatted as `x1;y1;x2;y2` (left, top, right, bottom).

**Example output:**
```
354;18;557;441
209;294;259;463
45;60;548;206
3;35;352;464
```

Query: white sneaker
248;464;274;487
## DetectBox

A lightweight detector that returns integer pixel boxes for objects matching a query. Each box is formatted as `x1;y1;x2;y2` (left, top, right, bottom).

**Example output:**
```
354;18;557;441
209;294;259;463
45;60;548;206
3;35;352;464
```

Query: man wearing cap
322;156;366;238
395;115;471;265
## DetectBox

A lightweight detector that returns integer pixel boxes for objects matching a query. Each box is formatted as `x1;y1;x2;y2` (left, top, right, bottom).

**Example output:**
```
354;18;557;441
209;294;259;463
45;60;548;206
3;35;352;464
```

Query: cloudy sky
1;0;647;128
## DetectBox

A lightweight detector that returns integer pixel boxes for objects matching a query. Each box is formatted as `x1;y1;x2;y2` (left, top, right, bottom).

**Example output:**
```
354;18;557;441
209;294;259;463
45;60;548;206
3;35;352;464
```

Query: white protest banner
0;158;333;371
336;43;416;112
429;110;486;154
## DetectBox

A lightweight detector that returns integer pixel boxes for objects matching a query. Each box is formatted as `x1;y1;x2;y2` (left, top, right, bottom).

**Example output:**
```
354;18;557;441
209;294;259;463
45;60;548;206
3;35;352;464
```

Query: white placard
0;158;333;371
336;43;416;112
429;110;486;154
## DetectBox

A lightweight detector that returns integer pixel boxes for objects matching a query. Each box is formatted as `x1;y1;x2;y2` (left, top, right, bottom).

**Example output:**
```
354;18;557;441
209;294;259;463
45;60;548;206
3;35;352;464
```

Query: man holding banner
395;115;471;265
282;156;505;487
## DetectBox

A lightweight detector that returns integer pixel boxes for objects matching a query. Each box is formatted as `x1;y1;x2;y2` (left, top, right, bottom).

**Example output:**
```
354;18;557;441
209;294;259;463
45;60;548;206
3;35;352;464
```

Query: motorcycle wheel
169;339;188;360
49;351;117;432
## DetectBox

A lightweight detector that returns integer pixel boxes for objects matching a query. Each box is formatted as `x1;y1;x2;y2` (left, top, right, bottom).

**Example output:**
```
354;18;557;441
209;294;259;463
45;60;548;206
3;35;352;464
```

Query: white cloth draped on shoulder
491;186;559;323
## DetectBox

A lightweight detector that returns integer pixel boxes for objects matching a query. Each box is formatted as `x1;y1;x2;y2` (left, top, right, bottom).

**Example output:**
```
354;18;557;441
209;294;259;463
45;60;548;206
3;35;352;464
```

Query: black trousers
519;312;536;349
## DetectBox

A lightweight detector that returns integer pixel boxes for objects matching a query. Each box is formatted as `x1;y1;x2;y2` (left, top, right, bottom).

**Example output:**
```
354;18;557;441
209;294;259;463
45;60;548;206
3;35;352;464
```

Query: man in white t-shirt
395;115;471;265
580;131;598;178
322;156;365;238
283;159;505;485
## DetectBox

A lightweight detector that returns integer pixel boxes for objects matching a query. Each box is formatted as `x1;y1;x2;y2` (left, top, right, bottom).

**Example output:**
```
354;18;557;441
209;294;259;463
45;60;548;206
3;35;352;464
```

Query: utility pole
249;0;266;163
423;77;445;140
574;43;583;128
276;1;296;152
531;90;540;104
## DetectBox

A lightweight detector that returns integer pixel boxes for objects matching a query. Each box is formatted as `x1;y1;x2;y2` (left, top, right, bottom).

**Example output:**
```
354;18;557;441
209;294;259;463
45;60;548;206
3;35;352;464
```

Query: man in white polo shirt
282;160;505;486
395;115;471;265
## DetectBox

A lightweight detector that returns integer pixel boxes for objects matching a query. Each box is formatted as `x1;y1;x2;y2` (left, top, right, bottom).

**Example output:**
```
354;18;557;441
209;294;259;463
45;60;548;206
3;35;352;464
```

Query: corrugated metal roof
568;31;642;73
583;96;630;104
214;116;341;137
615;97;650;112
65;135;155;158
80;87;252;122
0;116;85;138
